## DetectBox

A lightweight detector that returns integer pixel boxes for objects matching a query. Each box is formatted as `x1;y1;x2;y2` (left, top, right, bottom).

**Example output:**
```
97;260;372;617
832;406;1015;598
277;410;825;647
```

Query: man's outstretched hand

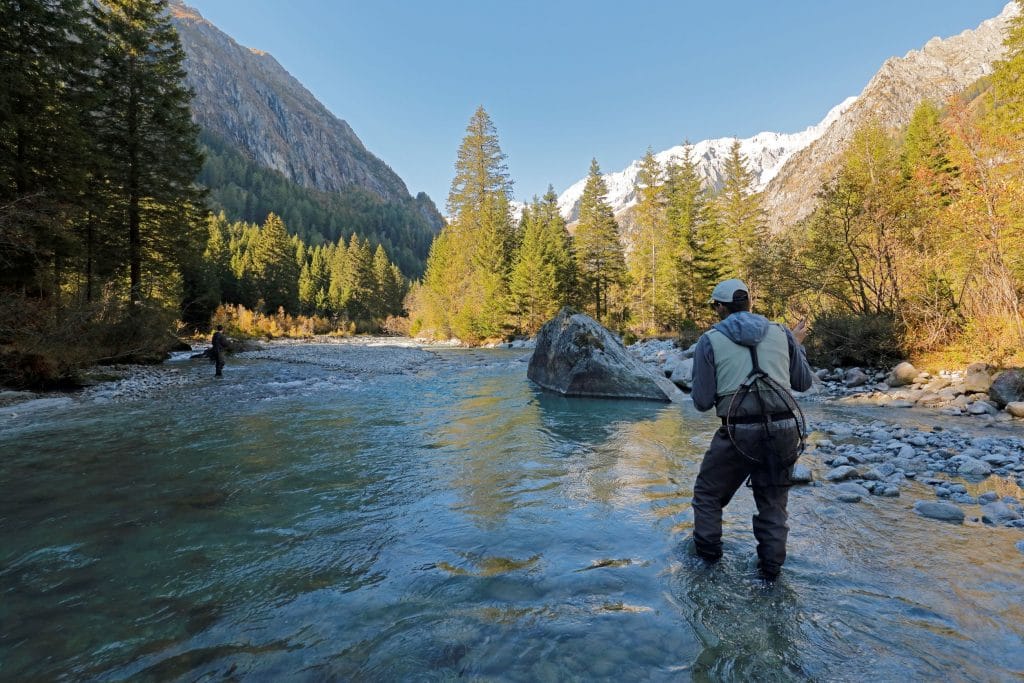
791;318;809;345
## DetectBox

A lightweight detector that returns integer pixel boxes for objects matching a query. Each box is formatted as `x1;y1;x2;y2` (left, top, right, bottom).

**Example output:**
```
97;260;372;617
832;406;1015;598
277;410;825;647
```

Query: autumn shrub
0;293;180;389
211;303;346;339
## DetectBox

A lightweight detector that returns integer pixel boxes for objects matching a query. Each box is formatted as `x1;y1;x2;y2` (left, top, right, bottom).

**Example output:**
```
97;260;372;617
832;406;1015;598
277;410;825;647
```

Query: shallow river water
1;344;1022;681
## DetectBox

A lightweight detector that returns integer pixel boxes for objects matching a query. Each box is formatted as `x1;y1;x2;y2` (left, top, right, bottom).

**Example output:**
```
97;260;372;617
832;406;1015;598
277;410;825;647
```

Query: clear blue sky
185;0;1009;209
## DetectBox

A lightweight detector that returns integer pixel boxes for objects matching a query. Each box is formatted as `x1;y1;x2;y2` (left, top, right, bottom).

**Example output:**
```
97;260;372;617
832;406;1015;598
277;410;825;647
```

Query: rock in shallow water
527;307;684;402
913;500;965;524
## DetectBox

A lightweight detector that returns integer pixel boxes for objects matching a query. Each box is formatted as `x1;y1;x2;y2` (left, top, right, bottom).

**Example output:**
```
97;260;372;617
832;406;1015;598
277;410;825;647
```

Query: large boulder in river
528;308;685;402
989;368;1024;407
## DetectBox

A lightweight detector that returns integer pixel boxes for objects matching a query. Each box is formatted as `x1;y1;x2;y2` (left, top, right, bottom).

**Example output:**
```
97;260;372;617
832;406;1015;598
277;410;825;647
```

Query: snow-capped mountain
556;96;857;223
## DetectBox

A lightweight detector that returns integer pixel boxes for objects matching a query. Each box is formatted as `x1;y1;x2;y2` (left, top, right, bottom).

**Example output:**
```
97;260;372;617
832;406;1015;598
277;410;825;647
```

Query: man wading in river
211;325;229;377
690;279;812;581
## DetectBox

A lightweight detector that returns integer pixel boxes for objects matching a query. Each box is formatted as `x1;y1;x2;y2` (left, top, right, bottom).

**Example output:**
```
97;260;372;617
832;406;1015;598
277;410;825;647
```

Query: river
1;342;1022;680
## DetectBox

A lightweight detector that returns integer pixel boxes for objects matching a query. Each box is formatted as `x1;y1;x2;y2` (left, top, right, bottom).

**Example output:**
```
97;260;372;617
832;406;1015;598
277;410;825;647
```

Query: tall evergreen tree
508;189;574;334
0;0;96;294
91;0;204;307
714;140;766;288
665;146;719;324
628;149;670;332
250;213;299;313
414;106;515;341
573;159;626;323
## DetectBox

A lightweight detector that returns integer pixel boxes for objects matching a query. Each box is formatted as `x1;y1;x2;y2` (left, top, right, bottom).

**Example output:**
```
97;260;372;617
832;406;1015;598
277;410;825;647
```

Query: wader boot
691;423;795;577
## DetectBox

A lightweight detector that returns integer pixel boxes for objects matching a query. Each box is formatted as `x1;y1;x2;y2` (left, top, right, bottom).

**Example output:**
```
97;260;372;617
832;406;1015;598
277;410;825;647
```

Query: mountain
557;2;1018;231
763;1;1017;230
556;97;857;223
169;1;443;276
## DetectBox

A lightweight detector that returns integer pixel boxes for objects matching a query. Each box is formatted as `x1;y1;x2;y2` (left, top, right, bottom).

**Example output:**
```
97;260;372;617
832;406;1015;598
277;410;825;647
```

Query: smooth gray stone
981;501;1022;525
978;491;1000;504
1017;540;1024;555
825;466;859;482
837;493;862;503
950;493;977;505
914;500;965;523
835;482;871;498
790;463;813;484
880;486;901;497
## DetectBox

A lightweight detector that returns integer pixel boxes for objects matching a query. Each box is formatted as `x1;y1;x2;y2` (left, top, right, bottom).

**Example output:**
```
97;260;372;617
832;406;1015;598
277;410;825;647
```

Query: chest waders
723;345;807;486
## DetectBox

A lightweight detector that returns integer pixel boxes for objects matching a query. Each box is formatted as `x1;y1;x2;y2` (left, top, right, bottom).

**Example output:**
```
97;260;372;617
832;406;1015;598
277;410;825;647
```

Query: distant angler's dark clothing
211;331;228;376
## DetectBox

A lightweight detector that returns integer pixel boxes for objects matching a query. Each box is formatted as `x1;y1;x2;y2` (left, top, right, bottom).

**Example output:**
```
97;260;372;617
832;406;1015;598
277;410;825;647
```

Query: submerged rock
527;308;685;403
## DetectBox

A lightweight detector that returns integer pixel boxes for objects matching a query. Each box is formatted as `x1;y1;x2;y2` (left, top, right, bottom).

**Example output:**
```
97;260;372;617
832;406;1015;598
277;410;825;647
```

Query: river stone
790;462;813;483
981;501;1022;525
888;362;919;387
844;368;869;387
989;369;1024;407
914;500;965;523
963;366;994;394
1006;402;1024;418
528;308;684;402
835;482;870;498
825;466;859;482
967;400;998;416
978;491;1000;504
950;456;992;476
670;357;694;389
837;493;862;503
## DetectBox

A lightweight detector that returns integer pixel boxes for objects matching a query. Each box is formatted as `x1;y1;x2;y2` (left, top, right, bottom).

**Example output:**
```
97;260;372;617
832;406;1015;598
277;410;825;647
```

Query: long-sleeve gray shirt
691;312;813;413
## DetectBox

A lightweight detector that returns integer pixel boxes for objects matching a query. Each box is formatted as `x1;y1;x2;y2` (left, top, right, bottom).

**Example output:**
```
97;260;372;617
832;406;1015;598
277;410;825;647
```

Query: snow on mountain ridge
556;95;858;222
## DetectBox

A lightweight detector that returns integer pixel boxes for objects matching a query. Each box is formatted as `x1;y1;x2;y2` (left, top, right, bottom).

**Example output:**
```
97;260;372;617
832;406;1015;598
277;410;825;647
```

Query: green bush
805;312;904;368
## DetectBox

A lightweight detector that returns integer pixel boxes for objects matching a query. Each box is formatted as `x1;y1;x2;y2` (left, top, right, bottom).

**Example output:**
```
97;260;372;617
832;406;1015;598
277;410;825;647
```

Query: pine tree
628;149;670;332
0;0;96;294
91;0;204;307
342;233;375;322
414;106;515;341
573;159;626;323
250;213;299;313
665;146;719;324
714;139;766;288
508;191;572;333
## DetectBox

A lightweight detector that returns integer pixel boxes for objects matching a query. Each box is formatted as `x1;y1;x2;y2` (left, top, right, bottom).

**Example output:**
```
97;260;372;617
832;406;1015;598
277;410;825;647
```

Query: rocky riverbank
801;418;1024;528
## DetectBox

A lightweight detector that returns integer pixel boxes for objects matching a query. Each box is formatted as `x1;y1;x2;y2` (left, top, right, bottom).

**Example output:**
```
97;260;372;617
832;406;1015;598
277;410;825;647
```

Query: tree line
195;212;407;327
408;106;766;344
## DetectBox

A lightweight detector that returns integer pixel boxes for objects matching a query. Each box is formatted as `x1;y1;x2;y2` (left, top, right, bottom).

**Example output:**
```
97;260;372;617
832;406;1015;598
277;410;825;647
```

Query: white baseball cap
709;278;749;304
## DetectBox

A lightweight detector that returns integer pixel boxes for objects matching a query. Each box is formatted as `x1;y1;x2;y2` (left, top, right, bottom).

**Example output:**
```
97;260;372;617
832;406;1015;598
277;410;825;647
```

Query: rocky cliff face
170;1;432;212
762;2;1017;231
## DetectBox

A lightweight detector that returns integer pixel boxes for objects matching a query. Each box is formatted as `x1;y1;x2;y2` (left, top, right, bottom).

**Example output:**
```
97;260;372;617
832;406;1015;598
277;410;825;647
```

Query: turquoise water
1;345;1022;681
